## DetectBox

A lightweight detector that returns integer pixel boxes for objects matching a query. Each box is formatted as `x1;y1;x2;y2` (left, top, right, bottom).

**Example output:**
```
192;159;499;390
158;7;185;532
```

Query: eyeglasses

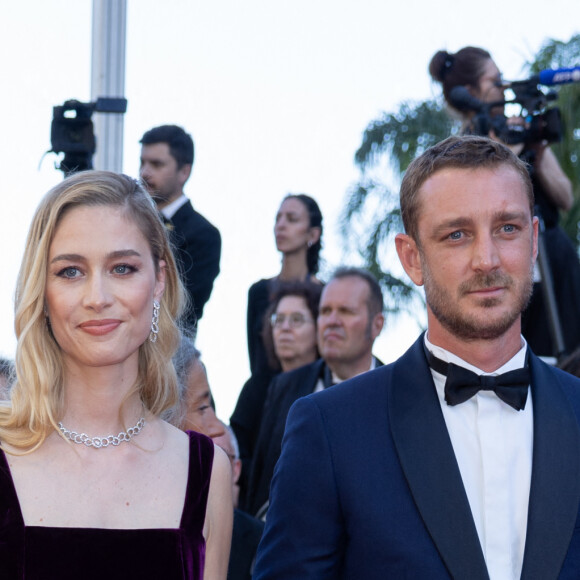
270;312;314;329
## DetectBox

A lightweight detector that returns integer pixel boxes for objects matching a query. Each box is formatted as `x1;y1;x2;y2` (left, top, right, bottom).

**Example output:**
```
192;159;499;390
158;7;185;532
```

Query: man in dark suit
214;423;264;580
246;267;384;518
254;136;580;579
140;125;221;329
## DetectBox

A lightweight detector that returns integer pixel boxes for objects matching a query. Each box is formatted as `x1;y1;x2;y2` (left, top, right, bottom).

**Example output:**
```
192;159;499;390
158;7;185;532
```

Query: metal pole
536;214;567;359
91;0;127;172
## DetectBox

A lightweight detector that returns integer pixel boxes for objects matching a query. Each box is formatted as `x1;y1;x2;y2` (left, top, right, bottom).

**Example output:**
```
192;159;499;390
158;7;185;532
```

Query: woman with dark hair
0;171;232;579
429;46;580;358
233;280;322;510
246;193;323;377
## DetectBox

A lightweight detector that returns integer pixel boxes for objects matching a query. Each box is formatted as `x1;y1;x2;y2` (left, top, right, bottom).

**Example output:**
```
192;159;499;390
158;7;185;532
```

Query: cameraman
429;46;580;358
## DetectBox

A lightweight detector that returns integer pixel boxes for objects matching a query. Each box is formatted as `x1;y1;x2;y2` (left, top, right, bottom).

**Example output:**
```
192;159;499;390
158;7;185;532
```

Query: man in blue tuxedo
254;135;580;579
140;125;221;330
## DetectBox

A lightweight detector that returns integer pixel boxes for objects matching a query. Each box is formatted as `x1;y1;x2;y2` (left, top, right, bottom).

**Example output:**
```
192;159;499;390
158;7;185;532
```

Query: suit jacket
231;369;278;511
246;358;382;517
253;335;580;579
228;509;264;580
169;199;221;325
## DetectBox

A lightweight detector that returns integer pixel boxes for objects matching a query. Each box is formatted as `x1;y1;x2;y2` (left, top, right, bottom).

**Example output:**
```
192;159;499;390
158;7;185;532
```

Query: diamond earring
149;300;160;343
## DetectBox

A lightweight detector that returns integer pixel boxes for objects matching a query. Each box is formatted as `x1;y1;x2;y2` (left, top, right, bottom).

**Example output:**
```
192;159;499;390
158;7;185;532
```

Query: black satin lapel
520;356;580;580
388;336;489;580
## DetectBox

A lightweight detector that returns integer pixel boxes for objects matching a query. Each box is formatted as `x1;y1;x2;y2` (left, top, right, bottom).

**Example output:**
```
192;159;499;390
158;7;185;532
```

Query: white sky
1;0;578;419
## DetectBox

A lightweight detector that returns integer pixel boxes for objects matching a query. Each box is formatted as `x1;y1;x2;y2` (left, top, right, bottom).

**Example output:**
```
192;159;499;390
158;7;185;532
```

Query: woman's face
274;197;317;255
181;361;225;439
45;205;165;373
272;295;318;371
471;58;504;104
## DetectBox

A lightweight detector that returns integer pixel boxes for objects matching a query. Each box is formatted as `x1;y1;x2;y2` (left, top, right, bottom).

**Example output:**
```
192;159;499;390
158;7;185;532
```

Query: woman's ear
308;227;321;246
154;259;166;301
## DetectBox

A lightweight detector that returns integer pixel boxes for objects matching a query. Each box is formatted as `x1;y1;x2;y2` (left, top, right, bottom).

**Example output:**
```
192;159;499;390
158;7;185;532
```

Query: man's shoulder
309;362;392;407
173;200;221;237
271;359;324;390
234;508;265;537
534;354;580;398
265;360;324;413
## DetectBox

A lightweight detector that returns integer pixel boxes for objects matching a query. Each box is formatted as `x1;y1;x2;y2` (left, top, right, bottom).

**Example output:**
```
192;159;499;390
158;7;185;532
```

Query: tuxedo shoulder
269;360;323;396
548;364;580;396
175;202;220;234
192;210;220;237
309;364;391;408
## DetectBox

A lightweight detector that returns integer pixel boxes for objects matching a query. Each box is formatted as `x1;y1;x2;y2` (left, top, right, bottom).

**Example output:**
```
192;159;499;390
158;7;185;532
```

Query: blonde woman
0;172;232;579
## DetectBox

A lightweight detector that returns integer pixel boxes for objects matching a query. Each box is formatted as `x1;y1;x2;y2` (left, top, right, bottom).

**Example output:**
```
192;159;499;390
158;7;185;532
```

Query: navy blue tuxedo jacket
254;335;580;579
170;199;221;325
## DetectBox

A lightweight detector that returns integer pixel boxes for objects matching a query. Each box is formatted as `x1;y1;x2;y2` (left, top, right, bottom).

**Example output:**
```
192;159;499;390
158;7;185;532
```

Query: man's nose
324;310;341;326
140;164;151;179
471;234;500;272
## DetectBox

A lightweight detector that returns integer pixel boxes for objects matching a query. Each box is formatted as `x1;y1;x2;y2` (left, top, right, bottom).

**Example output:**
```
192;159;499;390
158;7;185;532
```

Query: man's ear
370;312;384;341
395;233;424;286
178;163;192;187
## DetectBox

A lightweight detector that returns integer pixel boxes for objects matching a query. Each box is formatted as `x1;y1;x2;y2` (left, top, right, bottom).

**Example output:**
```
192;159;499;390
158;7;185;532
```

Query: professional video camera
449;66;580;146
49;97;127;174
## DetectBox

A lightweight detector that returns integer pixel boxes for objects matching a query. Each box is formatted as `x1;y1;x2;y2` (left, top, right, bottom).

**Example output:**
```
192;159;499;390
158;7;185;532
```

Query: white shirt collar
160;194;188;220
424;333;528;376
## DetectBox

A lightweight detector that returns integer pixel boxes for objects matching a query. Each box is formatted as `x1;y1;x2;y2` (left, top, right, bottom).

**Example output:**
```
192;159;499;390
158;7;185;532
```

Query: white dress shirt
424;334;533;580
160;193;188;220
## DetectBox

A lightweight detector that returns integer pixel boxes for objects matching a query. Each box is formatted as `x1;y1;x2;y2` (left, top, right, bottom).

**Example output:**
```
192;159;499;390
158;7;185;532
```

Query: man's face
396;165;538;346
139;143;190;207
317;277;380;366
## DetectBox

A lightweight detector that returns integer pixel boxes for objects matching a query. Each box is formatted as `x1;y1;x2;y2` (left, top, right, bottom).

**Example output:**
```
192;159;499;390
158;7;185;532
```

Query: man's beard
424;267;534;341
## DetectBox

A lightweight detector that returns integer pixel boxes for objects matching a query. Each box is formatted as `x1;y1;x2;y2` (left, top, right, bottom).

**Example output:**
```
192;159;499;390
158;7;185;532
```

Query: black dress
0;431;214;579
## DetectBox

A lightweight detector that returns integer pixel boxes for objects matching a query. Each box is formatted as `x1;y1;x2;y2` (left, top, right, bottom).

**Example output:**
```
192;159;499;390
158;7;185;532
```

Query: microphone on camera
448;86;484;112
537;66;580;86
507;67;580;89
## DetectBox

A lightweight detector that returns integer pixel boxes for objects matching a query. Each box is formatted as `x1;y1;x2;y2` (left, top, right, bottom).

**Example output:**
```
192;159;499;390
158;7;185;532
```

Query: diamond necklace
58;417;145;449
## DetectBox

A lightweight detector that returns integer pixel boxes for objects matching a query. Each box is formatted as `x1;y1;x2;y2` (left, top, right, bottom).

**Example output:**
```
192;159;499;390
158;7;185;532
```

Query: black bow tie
425;349;530;411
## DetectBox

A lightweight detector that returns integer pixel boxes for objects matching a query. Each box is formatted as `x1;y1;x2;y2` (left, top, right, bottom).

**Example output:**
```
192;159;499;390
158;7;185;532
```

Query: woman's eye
58;267;80;279
113;264;136;275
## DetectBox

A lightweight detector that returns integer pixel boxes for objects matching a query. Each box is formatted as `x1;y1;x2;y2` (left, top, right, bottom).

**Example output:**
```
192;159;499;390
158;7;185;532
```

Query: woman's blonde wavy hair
0;171;185;451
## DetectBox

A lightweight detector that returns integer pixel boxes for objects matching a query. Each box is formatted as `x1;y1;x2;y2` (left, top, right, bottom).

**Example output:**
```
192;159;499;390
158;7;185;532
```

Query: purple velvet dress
0;430;214;579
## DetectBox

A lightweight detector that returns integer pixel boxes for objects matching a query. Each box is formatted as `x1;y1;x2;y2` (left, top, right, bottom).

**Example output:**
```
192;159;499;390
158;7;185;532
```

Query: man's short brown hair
399;135;534;242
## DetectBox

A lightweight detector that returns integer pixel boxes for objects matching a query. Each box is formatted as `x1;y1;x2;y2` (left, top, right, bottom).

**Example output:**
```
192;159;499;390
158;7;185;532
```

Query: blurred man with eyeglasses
245;267;384;518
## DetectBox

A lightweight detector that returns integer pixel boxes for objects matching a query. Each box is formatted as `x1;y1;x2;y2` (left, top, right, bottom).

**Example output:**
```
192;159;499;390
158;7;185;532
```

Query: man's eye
449;231;463;240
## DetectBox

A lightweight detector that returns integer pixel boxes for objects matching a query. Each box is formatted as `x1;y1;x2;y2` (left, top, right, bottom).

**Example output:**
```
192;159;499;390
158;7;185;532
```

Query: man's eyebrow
430;210;530;237
431;217;473;236
492;210;529;222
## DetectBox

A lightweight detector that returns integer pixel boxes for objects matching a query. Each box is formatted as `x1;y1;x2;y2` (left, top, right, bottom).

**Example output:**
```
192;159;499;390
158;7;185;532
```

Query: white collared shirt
424;335;533;580
313;357;378;393
160;194;188;220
